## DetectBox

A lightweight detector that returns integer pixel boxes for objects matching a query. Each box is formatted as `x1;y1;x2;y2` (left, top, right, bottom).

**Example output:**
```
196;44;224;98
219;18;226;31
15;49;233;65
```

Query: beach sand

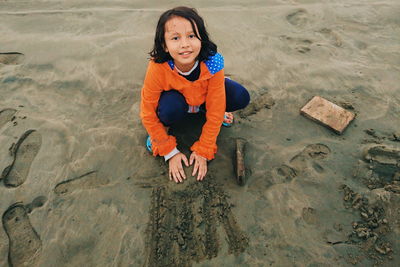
1;0;399;266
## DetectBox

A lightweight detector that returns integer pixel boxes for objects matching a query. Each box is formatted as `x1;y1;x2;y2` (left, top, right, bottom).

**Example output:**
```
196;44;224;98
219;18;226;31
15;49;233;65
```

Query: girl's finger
189;153;195;165
201;165;206;180
197;165;203;180
175;171;182;183
200;163;207;181
192;161;199;176
173;172;180;183
198;169;204;181
171;168;177;182
178;166;186;179
182;155;189;167
201;171;206;180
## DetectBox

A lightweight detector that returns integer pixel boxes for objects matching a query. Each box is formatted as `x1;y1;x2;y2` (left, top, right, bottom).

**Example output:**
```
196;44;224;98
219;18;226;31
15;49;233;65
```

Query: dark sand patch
361;128;400;144
54;171;109;195
340;185;394;264
340;141;400;265
143;178;248;267
2;203;42;267
362;145;400;184
0;52;25;65
352;144;400;190
2;130;42;187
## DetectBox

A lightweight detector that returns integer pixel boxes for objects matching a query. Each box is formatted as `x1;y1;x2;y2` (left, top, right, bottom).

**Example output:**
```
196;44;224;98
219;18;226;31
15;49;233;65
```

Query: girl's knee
225;79;250;111
157;90;188;126
239;88;250;109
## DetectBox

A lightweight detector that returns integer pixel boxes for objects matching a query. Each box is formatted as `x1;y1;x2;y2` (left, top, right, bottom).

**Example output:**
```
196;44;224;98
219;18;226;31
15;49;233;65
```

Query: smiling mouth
179;51;192;55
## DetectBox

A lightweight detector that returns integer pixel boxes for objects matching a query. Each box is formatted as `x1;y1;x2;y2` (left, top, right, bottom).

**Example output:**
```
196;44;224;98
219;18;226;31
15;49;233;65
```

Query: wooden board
300;96;355;134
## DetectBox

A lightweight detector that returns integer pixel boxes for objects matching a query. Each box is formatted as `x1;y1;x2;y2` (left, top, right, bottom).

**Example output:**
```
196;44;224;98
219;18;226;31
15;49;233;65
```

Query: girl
140;6;250;183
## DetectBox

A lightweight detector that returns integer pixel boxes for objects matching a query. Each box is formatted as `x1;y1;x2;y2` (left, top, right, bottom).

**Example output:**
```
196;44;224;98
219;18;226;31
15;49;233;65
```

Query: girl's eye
189;34;196;38
172;36;179;41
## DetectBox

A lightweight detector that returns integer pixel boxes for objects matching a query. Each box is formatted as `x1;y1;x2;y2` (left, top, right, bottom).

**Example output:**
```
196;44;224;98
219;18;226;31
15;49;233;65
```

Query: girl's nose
180;37;189;48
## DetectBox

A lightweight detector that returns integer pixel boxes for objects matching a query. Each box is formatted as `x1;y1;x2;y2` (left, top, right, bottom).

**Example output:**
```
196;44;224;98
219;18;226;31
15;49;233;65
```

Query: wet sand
1;0;399;266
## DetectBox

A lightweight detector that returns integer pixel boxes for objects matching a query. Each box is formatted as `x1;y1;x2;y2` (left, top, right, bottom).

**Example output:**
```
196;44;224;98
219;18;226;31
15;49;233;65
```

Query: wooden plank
300;96;355;134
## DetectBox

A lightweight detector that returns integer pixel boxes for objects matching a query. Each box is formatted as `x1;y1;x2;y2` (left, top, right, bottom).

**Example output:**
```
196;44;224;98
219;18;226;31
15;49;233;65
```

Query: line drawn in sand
54;171;110;196
139;177;249;267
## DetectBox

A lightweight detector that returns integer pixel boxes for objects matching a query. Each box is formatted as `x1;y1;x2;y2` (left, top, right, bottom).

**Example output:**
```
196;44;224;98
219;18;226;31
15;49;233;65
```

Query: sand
1;0;399;266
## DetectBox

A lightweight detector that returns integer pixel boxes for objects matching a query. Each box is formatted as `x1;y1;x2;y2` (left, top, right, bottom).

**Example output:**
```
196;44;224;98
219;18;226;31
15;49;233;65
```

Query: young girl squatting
140;7;250;183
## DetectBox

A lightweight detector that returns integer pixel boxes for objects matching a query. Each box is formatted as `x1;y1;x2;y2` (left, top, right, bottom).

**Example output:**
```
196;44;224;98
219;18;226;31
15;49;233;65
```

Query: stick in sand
235;138;247;186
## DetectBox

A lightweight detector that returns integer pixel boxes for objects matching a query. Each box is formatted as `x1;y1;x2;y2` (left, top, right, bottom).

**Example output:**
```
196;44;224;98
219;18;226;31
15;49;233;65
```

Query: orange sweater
140;54;226;160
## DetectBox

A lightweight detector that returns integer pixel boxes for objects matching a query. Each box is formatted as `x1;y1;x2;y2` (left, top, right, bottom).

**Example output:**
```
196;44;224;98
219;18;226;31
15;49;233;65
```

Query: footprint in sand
318;28;343;48
275;164;297;183
286;9;309;27
296;46;311;54
2;203;42;267
290;144;331;173
1;130;42;187
302;207;319;225
54;171;110;195
354;40;368;50
301;144;331;159
280;35;313;54
0;109;17;128
311;162;325;174
138;178;249;267
0;52;25;65
238;91;275;118
274;144;331;180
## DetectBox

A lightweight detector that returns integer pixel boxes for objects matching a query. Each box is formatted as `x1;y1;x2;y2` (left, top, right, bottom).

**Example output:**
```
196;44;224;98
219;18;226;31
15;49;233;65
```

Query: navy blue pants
157;78;250;126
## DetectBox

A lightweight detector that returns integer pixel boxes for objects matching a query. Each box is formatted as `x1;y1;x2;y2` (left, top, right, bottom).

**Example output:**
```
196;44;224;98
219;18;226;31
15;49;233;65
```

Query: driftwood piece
300;96;355;134
235;138;247;186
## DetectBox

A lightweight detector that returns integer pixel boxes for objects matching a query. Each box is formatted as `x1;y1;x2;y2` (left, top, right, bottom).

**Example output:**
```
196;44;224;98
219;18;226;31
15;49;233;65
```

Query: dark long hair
149;6;217;63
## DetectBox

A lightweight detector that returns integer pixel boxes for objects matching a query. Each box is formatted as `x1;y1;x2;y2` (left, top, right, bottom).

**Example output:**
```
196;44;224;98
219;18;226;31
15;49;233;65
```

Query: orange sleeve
191;69;225;160
140;61;177;156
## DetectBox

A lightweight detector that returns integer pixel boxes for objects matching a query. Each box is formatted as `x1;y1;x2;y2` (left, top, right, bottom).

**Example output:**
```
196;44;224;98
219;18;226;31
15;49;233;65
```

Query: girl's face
164;16;201;72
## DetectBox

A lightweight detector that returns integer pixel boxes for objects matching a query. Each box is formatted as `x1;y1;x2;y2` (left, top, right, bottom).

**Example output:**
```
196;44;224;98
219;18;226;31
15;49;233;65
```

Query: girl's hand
168;152;189;183
190;152;207;181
